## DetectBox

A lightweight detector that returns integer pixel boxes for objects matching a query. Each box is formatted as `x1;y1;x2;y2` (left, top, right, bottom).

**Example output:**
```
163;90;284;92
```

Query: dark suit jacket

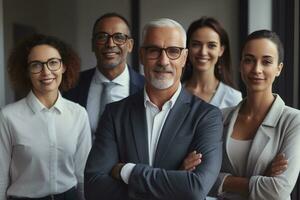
84;88;223;200
63;66;145;107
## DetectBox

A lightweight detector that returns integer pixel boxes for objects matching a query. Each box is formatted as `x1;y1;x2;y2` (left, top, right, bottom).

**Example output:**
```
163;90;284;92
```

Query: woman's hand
179;151;202;171
265;153;288;177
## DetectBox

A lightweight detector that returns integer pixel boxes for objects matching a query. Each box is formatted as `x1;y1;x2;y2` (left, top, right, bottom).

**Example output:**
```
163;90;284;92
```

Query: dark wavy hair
241;29;284;64
8;34;80;95
182;16;234;87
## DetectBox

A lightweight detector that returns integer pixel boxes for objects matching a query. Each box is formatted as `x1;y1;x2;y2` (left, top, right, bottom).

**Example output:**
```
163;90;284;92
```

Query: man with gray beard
64;13;144;136
85;18;223;200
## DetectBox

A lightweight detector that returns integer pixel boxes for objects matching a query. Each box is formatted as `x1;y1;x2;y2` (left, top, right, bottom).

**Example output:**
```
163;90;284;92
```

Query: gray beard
150;78;174;90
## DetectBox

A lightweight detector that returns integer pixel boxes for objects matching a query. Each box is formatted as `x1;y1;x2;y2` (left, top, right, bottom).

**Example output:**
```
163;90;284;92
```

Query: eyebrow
191;39;218;44
142;46;185;49
142;45;161;48
243;54;255;58
262;55;274;59
243;54;274;59
28;57;61;64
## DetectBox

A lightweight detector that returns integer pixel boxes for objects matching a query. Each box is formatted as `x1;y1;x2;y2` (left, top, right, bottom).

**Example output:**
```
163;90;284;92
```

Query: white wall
248;0;272;33
0;0;4;107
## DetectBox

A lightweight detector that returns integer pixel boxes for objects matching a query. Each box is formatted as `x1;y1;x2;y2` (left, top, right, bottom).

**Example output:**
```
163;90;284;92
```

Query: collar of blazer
223;94;286;176
222;94;285;128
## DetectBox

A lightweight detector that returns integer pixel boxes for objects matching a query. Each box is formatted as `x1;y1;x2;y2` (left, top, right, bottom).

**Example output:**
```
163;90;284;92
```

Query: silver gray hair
141;18;186;47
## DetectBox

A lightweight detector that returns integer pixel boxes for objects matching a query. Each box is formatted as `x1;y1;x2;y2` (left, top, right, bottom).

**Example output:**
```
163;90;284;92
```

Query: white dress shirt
0;91;91;199
86;65;130;133
120;84;182;184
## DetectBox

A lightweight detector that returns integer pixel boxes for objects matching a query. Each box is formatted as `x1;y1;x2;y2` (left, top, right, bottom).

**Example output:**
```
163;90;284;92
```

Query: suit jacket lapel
79;68;95;107
223;95;285;177
153;89;191;166
224;105;241;175
246;127;270;176
130;91;149;164
246;94;285;176
128;66;144;95
224;102;272;177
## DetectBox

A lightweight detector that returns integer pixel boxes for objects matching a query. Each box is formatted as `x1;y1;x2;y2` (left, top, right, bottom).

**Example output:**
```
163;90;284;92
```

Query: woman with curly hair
0;34;91;200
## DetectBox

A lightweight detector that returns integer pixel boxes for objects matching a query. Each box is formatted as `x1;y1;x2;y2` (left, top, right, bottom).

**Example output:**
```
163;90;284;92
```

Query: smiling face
188;27;224;74
92;17;133;71
240;38;283;93
140;27;187;92
28;44;65;98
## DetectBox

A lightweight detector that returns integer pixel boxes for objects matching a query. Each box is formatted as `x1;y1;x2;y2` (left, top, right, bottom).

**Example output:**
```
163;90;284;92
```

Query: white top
0;91;92;199
228;137;252;176
120;84;182;184
86;65;130;133
210;82;242;109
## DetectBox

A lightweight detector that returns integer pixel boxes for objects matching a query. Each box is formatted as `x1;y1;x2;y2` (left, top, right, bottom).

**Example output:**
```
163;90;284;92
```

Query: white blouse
0;91;91;199
228;137;252;176
210;82;242;109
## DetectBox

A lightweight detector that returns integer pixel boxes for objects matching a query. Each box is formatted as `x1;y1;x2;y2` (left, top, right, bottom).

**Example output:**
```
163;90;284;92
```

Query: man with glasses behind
85;18;223;200
64;13;144;136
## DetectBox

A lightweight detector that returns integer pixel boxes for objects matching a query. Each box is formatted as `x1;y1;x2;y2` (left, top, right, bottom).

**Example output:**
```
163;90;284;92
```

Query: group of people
0;12;299;200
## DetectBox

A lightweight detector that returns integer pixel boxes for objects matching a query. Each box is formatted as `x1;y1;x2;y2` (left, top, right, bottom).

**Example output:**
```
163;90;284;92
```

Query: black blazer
63;66;144;107
84;88;223;200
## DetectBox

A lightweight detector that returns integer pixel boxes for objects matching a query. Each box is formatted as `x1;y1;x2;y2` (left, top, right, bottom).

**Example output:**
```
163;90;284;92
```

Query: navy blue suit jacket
63;66;144;107
84;88;223;200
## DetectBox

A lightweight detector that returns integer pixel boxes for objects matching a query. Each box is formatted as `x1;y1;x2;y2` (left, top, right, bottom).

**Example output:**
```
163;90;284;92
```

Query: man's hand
179;151;202;171
265;153;288;177
111;163;125;180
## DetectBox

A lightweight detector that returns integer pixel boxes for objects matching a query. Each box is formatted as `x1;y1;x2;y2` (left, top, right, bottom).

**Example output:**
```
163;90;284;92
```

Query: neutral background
0;0;298;108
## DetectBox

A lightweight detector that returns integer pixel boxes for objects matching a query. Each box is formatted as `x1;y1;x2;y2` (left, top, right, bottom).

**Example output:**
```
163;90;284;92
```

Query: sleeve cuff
120;163;136;184
218;173;232;196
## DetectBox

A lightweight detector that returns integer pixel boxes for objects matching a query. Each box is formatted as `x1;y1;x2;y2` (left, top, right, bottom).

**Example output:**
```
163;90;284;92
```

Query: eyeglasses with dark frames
94;32;130;45
142;46;185;60
28;58;62;74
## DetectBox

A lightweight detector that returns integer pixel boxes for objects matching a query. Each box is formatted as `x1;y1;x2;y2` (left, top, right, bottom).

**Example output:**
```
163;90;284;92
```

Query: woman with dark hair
208;30;300;199
0;34;91;200
182;17;242;108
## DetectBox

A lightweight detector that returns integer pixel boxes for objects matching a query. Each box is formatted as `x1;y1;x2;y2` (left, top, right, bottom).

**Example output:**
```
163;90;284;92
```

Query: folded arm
214;116;300;200
220;153;288;198
247;121;300;200
126;108;223;200
85;105;223;200
84;108;129;200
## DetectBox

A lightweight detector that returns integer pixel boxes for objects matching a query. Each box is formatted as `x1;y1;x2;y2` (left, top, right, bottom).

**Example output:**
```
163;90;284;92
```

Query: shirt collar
144;83;182;110
26;90;64;114
94;64;129;86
